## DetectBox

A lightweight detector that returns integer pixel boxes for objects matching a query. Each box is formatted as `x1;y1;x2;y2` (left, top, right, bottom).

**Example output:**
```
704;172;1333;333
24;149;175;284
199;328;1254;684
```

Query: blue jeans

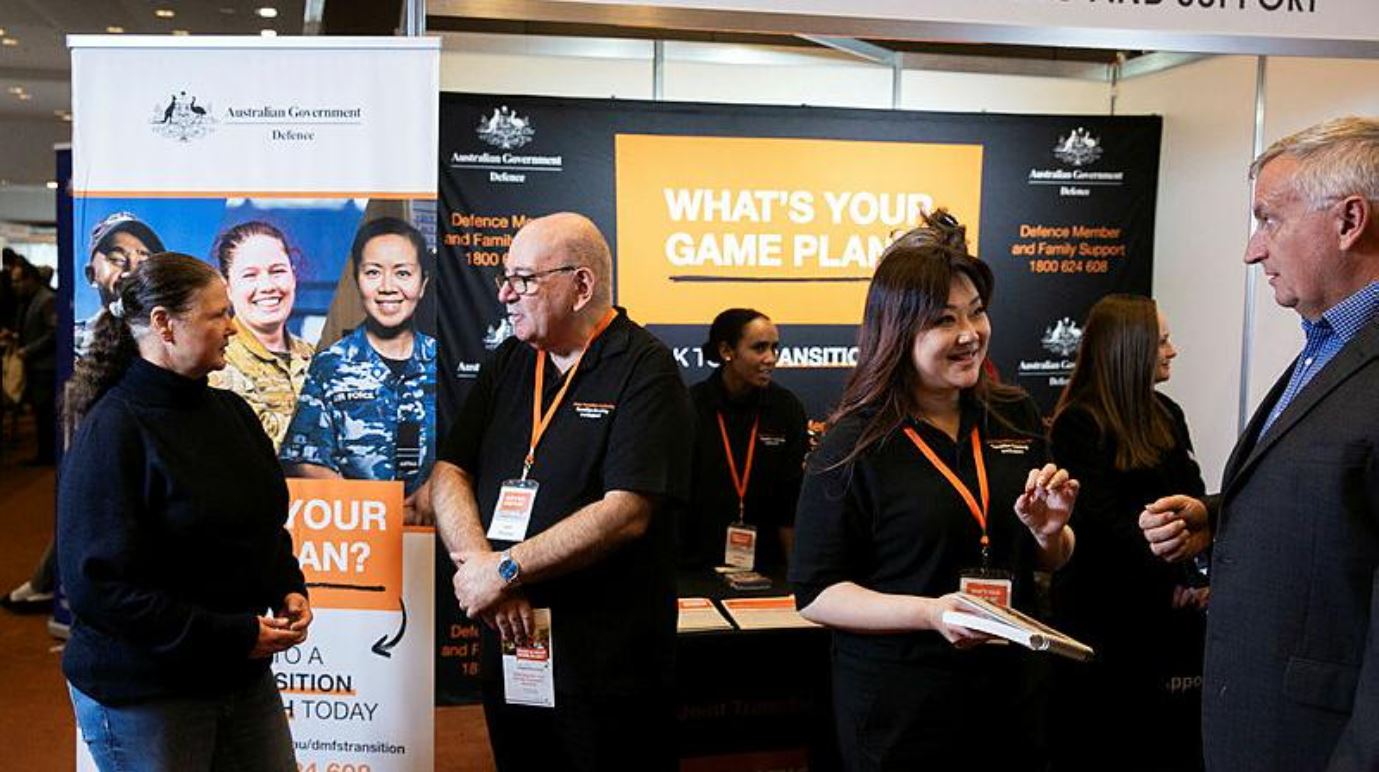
69;671;297;772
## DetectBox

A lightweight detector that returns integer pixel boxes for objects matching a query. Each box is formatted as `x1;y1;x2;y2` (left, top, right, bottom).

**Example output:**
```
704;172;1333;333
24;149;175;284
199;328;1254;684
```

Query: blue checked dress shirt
1258;281;1379;439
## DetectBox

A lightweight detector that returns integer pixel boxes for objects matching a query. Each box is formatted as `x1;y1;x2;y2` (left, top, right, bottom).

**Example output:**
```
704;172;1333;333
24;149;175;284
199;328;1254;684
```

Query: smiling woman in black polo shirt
790;210;1079;771
683;308;808;572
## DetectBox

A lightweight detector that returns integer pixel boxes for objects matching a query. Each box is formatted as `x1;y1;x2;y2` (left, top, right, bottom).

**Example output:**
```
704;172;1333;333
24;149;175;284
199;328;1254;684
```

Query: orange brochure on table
677;597;733;632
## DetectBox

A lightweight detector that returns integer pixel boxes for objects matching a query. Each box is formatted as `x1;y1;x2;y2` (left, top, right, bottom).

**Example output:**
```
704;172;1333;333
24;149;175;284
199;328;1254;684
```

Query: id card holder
502;608;554;708
395;420;422;478
488;479;539;542
724;523;757;570
959;567;1013;608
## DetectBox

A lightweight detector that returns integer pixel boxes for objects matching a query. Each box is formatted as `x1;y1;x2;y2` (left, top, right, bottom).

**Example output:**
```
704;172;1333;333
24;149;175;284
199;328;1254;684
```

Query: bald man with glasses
435;212;693;771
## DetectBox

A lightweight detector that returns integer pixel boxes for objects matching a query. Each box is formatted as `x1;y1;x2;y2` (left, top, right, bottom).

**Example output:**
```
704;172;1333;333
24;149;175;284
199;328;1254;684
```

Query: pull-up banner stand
69;35;439;772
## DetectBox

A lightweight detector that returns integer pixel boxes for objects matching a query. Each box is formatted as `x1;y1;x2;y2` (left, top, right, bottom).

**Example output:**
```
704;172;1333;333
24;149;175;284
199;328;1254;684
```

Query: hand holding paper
926;593;994;649
485;592;536;645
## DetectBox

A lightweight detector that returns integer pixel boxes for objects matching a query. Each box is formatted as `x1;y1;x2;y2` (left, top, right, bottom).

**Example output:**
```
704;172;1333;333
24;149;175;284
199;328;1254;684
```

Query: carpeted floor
0;410;495;771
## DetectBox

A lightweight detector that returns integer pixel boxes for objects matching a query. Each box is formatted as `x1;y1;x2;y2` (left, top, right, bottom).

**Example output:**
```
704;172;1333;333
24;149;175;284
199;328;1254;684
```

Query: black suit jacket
17;284;56;374
1204;319;1379;771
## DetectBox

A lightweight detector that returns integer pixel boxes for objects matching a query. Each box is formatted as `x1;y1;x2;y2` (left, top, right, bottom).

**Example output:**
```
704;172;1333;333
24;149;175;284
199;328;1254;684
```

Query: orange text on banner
614;134;984;325
285;478;404;612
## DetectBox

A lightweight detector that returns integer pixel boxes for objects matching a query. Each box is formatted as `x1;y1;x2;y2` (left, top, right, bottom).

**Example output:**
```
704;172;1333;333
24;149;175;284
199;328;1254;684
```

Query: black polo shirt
683;370;808;569
440;308;693;696
790;394;1049;667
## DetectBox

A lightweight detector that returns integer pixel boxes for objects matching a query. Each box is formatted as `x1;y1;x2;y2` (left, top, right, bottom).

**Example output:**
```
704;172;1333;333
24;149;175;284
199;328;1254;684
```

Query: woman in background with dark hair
58;253;309;771
683;308;808;571
790;210;1079;771
1048;294;1207;772
208;220;314;450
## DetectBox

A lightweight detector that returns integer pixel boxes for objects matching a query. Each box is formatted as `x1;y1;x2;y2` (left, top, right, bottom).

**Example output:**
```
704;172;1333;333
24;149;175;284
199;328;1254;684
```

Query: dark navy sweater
58;357;306;704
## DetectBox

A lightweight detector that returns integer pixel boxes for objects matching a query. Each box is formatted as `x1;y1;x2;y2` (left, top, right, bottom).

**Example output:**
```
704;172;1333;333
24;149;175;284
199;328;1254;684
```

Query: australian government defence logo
1017;316;1082;388
1053;127;1102;167
453;316;516;380
150;90;216;142
1028;126;1126;199
477;106;533;150
450;105;563;185
149;87;363;144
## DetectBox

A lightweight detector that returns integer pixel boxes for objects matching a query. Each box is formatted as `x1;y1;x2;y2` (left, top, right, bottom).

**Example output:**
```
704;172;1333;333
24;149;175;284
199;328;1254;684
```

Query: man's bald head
512;212;613;306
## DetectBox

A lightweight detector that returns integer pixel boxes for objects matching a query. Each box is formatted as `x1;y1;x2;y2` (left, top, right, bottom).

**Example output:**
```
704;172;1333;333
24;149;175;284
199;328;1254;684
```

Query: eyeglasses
101;245;152;271
494;265;579;296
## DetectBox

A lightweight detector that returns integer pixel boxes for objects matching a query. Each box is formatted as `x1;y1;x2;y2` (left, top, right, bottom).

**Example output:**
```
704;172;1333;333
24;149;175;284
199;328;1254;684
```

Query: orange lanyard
903;425;991;557
716;411;760;524
525;308;618;479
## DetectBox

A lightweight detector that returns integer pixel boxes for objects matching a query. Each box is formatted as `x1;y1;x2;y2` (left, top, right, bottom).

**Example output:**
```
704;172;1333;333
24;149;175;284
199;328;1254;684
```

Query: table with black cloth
675;567;840;771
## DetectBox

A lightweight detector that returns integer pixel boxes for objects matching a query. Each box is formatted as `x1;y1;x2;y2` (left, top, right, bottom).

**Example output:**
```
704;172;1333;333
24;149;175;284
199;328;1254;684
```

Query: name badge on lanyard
489;479;539;542
487;308;618;543
904;425;1014;607
718;411;760;570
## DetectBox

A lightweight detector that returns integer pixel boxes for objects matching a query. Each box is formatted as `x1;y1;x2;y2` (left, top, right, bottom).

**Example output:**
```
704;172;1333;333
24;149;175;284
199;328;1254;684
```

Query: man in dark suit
1140;116;1379;771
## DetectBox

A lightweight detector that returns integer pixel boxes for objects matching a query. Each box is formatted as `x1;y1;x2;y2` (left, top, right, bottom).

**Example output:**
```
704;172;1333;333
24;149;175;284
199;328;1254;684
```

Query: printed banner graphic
615;134;983;325
436;93;1160;702
287;479;404;612
275;527;435;772
70;36;439;770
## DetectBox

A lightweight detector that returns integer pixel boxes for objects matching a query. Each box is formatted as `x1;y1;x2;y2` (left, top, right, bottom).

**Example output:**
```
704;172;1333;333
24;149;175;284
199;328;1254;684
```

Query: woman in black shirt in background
684;308;808;571
790;211;1079;771
1049;294;1207;771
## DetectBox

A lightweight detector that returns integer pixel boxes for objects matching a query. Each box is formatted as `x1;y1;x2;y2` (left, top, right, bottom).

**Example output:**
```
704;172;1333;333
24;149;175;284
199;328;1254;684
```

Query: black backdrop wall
434;93;1160;702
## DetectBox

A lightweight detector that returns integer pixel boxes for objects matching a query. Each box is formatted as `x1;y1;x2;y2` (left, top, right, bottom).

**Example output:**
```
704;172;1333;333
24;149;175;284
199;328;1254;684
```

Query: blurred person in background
1048;294;1207;771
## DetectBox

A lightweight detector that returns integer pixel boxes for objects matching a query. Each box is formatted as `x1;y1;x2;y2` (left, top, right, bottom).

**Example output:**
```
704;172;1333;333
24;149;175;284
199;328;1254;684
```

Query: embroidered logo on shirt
573;401;615;419
987;438;1033;455
330;389;379;404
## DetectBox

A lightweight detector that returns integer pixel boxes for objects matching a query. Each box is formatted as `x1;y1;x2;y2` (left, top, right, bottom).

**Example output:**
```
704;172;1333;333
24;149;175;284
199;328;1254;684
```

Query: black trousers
26;373;55;463
832;652;1048;772
480;675;675;772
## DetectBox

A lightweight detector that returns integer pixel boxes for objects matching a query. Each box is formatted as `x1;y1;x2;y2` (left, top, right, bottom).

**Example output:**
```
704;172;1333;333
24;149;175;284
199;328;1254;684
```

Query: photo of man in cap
75;212;164;358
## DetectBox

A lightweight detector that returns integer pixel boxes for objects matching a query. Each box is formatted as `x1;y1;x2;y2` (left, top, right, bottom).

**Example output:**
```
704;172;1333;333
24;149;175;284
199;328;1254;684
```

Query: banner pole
654;40;665;100
1238;55;1266;434
404;0;426;36
890;56;901;109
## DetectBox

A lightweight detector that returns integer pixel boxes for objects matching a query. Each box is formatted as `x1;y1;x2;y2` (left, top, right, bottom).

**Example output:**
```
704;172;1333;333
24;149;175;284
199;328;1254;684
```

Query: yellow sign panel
615;134;983;325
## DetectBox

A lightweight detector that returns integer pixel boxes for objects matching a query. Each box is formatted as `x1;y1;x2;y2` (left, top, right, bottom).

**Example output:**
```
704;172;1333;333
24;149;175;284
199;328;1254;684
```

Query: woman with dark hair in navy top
58;253;309;772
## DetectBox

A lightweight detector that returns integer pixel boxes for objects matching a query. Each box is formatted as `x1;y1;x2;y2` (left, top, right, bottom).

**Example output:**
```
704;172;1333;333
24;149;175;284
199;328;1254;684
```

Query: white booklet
942;593;1095;662
502;608;555;707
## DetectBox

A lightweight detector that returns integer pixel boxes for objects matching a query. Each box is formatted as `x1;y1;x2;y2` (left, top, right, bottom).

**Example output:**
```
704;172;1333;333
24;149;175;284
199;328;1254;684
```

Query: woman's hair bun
923;208;969;256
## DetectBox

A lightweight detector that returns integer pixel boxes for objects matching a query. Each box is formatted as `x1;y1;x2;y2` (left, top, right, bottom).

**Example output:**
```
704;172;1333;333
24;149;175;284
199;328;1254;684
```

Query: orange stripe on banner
73;190;436;200
280;689;359;696
403;525;435;534
723;598;796;610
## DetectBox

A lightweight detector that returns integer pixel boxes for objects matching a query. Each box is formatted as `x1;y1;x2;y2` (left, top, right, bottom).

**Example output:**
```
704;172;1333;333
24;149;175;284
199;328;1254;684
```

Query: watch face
498;557;519;583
